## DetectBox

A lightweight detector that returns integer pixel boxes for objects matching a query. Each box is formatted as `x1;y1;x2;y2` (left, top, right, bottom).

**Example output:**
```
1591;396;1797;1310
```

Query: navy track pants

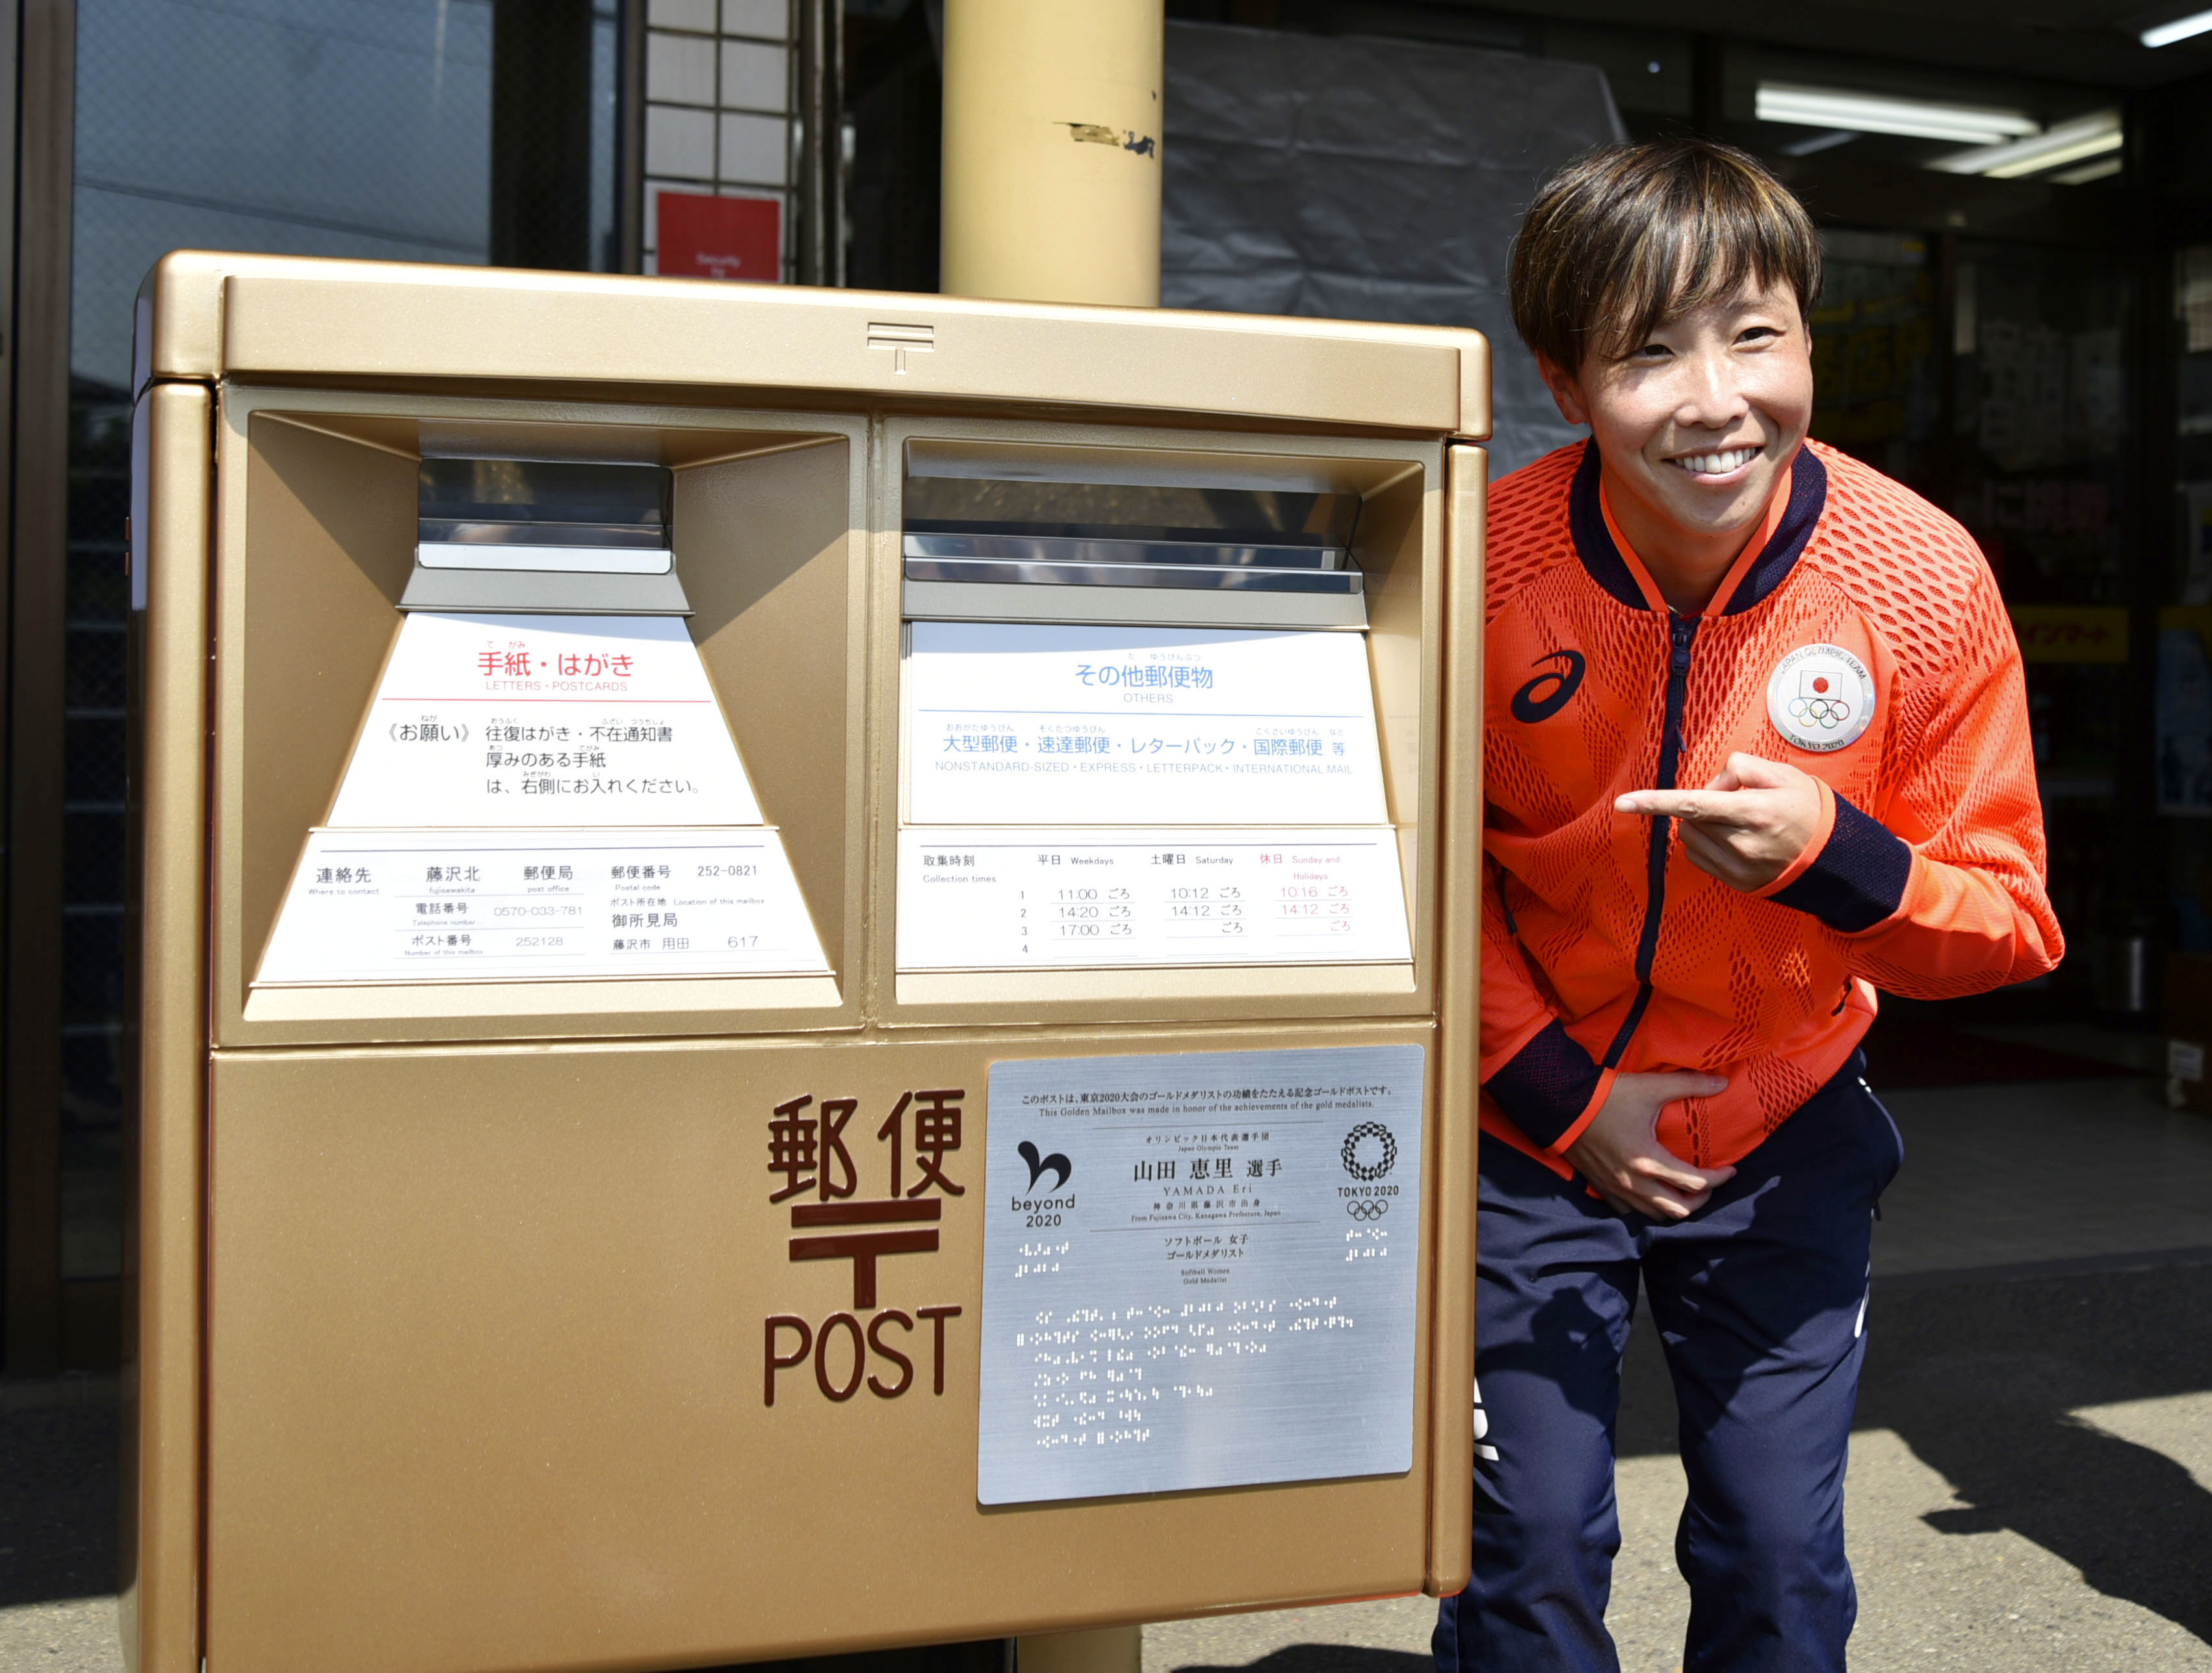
1433;1055;1903;1673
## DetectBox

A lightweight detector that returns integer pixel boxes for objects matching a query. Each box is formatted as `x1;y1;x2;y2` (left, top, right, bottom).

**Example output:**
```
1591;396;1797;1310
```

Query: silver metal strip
902;556;1362;593
902;532;1344;570
414;541;674;575
399;565;693;615
900;578;1366;630
418;519;668;550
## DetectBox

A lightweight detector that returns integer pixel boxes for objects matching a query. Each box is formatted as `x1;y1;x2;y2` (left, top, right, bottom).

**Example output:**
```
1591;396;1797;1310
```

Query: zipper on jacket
1603;611;1697;1069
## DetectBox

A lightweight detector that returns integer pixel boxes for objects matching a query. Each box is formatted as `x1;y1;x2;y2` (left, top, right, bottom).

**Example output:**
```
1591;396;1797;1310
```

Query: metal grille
59;385;131;1281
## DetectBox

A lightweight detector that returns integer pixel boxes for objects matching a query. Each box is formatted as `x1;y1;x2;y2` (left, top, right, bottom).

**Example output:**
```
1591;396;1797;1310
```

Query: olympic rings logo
1786;694;1853;729
1340;1122;1398;1181
1346;1197;1390;1221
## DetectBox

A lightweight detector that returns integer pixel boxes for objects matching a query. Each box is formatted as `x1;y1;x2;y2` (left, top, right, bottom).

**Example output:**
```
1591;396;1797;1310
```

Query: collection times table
896;829;1412;970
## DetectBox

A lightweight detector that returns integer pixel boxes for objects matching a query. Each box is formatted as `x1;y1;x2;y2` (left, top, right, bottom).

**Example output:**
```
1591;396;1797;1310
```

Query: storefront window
2156;248;2212;946
1808;229;1940;490
61;0;620;1285
1949;240;2131;962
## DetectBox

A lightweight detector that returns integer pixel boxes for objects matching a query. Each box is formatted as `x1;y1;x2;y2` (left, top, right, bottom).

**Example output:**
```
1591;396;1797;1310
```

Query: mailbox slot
404;455;690;614
898;439;1400;630
903;475;1363;595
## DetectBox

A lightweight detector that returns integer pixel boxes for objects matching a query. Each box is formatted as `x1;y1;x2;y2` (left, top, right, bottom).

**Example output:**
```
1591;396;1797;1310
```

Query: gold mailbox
125;252;1487;1673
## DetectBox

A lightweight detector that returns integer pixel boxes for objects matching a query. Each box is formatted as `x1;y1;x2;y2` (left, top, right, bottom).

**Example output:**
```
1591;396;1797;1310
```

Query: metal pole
939;0;1163;306
1016;1624;1145;1673
796;0;844;288
616;0;647;274
943;10;1160;1661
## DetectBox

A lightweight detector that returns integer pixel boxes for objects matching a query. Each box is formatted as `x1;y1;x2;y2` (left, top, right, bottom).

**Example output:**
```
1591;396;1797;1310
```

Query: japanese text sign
905;623;1387;827
330;612;764;827
977;1045;1426;1504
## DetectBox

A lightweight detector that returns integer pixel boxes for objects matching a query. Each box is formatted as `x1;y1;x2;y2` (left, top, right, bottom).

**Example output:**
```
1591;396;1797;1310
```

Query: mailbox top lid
133;250;1489;442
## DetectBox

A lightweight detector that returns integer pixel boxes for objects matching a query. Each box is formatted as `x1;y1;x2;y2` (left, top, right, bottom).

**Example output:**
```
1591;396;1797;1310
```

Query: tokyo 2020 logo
1765;643;1875;753
1340;1122;1398;1181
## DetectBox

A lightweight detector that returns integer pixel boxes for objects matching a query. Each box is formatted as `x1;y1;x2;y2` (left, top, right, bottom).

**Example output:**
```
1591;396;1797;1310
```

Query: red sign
656;190;781;282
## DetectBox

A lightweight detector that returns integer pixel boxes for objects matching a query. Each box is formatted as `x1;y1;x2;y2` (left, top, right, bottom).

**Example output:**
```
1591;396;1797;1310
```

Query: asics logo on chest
1511;650;1586;723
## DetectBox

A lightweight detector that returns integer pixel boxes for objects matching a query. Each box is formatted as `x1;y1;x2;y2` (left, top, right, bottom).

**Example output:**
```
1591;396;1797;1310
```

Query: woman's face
1541;281;1815;552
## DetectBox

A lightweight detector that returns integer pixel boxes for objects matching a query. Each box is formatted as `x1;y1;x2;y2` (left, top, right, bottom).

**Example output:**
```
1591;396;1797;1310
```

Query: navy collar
1567;439;1827;616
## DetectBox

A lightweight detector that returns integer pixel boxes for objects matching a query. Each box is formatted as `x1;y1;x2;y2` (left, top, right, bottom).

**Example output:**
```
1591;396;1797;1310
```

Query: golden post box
124;252;1487;1673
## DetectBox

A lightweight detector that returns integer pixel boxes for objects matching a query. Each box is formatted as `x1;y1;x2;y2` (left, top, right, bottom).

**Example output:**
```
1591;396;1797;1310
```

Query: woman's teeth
1673;447;1760;475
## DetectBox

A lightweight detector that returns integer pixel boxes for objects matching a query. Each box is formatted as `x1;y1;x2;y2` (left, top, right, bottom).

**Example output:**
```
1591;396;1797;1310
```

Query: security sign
1766;643;1875;754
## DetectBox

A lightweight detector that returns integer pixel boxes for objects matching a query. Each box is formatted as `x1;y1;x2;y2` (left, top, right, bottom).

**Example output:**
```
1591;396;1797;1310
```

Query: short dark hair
1509;139;1823;373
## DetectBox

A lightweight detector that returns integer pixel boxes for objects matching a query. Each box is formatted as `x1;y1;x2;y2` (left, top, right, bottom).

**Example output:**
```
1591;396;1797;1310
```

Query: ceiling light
1781;128;1860;157
2141;8;2212;47
1755;82;2038;145
2053;156;2123;185
1927;110;2123;178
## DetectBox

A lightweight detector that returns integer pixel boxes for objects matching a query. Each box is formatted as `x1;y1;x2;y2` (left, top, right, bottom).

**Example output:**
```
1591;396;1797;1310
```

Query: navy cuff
1770;792;1912;934
1486;1019;1603;1150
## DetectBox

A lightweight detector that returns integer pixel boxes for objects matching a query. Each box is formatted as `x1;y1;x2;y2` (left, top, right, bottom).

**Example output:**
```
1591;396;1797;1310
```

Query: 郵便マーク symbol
1341;1122;1398;1182
1346;1196;1390;1221
1510;650;1586;723
1017;1140;1072;1193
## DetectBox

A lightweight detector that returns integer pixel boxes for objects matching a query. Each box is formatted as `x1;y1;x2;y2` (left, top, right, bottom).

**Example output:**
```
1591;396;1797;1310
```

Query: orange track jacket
1481;438;2062;1175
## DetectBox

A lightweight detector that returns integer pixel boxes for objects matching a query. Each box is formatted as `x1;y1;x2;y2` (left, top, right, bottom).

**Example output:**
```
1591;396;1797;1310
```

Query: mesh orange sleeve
1479;861;1616;1150
1835;569;2064;995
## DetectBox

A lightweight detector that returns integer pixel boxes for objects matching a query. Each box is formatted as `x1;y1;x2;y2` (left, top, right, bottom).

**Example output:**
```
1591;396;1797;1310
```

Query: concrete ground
0;1380;121;1671
1149;1073;2212;1673
5;1074;2209;1673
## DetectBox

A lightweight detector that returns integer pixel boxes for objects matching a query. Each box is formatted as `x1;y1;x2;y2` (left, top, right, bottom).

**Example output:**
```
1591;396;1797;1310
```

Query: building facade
5;0;2211;1372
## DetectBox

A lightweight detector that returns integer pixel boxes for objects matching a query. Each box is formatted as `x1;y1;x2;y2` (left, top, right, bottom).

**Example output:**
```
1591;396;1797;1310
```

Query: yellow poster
2007;604;2129;664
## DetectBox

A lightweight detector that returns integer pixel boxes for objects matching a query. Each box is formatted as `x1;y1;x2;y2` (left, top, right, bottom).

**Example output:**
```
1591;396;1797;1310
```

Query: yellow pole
1017;1624;1147;1673
939;0;1164;306
945;9;1158;1665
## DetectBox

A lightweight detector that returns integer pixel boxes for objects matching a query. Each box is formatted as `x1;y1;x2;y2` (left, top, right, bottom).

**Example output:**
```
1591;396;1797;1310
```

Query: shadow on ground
1165;1649;1429;1673
7;1266;2209;1661
0;1402;118;1608
1619;1258;2212;1649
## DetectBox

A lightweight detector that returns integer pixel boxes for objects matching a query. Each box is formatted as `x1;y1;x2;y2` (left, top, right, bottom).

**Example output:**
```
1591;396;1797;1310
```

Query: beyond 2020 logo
1017;1139;1071;1193
1765;643;1875;753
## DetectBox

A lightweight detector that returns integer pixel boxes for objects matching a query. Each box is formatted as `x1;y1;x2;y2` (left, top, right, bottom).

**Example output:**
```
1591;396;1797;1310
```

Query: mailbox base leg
1016;1624;1144;1673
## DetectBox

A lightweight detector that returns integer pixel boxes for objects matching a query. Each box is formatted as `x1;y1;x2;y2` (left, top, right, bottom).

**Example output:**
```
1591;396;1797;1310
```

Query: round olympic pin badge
1765;643;1875;753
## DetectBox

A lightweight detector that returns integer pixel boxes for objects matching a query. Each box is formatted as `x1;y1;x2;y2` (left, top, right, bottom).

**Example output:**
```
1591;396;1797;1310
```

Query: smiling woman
1445;136;2062;1673
1512;142;1821;613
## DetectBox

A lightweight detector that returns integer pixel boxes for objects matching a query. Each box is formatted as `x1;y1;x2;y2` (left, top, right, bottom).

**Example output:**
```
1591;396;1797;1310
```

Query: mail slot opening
902;475;1364;595
898;441;1420;632
417;456;673;572
404;455;688;614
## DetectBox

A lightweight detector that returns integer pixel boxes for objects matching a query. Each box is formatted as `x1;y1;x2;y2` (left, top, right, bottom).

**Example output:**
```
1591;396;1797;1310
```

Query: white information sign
328;612;763;827
896;828;1411;970
255;827;828;984
904;623;1386;827
978;1045;1427;1505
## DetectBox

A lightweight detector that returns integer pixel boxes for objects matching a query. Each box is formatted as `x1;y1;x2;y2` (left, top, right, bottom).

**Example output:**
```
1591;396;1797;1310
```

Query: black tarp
1162;21;1624;475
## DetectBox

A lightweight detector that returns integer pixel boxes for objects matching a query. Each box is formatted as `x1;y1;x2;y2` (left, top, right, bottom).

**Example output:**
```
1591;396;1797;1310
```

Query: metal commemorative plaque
978;1044;1426;1505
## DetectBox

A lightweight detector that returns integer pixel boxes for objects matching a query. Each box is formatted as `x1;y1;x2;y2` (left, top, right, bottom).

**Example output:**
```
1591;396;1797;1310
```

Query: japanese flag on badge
1767;643;1875;753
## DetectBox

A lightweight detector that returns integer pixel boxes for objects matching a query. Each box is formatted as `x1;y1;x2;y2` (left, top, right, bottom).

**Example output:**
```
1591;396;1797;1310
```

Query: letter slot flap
403;457;691;615
901;463;1368;630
